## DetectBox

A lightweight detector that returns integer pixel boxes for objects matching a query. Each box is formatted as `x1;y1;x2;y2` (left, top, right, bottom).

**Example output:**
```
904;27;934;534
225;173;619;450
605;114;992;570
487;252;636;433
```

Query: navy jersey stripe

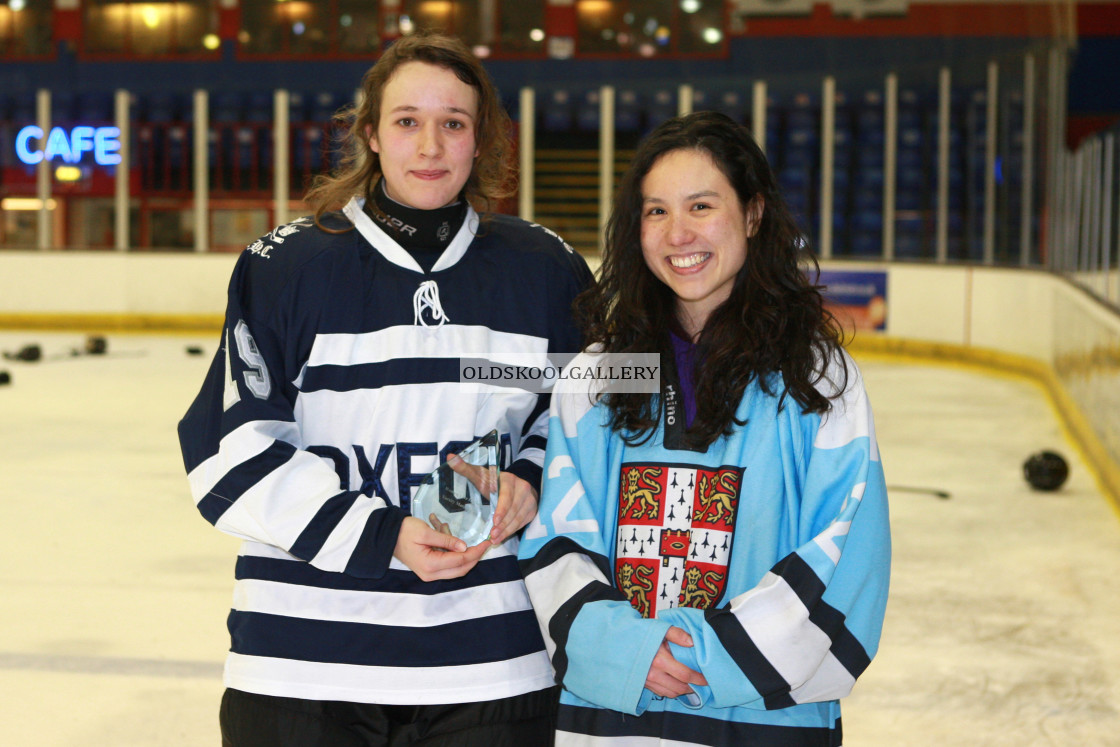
520;394;552;437
300;358;554;394
829;626;872;680
301;359;460;393
773;553;826;609
558;704;840;746
288;492;361;561
229;609;545;667
197;441;300;524
520;433;547;454
519;535;613;581
344;503;407;579
506;459;543;495
235;552;524;593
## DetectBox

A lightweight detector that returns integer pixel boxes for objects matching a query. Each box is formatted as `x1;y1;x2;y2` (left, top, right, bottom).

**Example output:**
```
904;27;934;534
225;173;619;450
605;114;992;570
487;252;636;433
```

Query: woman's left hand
489;473;539;545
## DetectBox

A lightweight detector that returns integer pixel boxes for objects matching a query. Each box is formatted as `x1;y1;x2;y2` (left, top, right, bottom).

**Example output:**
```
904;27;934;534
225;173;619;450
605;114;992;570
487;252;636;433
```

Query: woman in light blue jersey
519;111;891;746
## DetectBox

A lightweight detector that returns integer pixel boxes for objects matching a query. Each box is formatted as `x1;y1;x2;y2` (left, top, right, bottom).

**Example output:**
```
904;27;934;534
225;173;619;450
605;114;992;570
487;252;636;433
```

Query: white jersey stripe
230;577;533;627
225;650;555;705
727;571;834;689
307;324;550;367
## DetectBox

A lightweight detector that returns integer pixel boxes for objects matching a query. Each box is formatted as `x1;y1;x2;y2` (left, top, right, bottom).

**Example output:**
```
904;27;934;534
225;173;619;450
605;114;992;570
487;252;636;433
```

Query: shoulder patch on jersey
244;216;315;259
528;222;576;254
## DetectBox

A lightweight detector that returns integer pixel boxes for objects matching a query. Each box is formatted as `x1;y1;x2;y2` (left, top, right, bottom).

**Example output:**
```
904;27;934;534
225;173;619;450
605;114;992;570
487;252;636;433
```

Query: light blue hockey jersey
518;349;891;745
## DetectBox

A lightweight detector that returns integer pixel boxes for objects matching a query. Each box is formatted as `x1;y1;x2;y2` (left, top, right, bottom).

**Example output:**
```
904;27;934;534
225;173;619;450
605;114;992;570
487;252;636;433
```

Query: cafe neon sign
15;125;123;166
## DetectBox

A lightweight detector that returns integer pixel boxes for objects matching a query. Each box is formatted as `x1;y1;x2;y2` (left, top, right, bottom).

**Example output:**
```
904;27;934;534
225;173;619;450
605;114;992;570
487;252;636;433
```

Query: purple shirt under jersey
669;330;698;428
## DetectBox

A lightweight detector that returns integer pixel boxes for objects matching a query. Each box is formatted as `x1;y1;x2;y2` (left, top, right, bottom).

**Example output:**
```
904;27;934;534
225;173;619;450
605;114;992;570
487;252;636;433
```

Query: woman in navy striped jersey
179;31;590;746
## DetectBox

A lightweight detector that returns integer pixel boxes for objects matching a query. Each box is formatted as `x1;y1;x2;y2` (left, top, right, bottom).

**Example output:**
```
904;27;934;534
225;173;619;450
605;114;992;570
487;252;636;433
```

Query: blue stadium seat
894;218;924;258
77;92;114;122
615;89;642;133
693;88;746;122
540;89;574;133
310;91;346;123
833;126;852;168
245;91;273;123
8;92;35;124
288;92;309;123
141;92;186;123
896;186;922;211
855;90;885;153
211;92;244;123
644;89;676;132
575;89;600;132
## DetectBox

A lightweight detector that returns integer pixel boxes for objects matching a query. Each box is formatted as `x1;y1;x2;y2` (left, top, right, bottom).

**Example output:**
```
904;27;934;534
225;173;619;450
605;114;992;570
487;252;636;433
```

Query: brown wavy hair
576;110;847;449
304;31;515;228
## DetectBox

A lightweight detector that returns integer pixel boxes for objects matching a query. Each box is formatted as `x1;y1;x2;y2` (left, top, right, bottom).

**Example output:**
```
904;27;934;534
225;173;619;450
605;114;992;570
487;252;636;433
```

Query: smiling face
369;60;480;210
639;148;762;337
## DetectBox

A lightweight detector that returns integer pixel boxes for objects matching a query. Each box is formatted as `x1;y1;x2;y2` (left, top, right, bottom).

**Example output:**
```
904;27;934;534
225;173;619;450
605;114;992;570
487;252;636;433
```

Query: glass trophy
410;430;500;546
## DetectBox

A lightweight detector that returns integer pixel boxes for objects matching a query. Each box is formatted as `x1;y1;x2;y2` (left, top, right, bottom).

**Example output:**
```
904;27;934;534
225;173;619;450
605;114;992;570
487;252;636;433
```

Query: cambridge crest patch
614;463;743;618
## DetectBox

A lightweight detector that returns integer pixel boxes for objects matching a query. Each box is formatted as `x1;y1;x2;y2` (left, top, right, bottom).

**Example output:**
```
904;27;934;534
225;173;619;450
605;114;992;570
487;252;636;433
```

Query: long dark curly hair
576;110;847;449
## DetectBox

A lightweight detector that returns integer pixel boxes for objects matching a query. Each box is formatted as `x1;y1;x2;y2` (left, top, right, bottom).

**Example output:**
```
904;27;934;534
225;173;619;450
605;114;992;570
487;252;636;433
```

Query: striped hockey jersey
518;349;891;745
178;197;591;705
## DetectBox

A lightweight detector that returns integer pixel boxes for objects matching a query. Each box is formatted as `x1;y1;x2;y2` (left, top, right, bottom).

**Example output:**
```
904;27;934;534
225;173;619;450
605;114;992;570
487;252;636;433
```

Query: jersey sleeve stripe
519;434;547;455
288;491;361;561
197;440;299;524
777;553;872;679
520;395;551;438
704;604;797;710
344;503;406;579
187;419;300;501
505;459;543;496
519;534;613;581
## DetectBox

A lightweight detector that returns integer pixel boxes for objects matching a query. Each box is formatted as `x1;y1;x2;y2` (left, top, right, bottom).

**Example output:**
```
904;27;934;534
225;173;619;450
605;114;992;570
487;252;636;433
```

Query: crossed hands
645;626;708;698
392;454;539;582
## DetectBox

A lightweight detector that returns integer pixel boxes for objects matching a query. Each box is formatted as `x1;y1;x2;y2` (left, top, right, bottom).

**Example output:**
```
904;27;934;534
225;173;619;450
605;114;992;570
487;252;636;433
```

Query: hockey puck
186;346;204;356
1023;450;1069;491
3;344;41;362
85;335;108;355
0;370;9;385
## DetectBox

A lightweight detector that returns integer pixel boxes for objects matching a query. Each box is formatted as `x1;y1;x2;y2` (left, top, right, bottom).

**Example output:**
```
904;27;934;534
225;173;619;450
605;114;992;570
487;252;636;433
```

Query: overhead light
141;6;160;29
1;198;58;211
55;165;83;182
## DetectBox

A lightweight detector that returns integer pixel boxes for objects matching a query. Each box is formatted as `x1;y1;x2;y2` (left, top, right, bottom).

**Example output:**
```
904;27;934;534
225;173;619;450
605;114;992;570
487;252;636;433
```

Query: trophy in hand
411;430;500;546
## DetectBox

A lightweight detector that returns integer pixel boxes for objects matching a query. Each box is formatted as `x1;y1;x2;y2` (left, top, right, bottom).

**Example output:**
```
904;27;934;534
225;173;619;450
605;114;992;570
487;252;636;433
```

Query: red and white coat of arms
614;463;743;618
